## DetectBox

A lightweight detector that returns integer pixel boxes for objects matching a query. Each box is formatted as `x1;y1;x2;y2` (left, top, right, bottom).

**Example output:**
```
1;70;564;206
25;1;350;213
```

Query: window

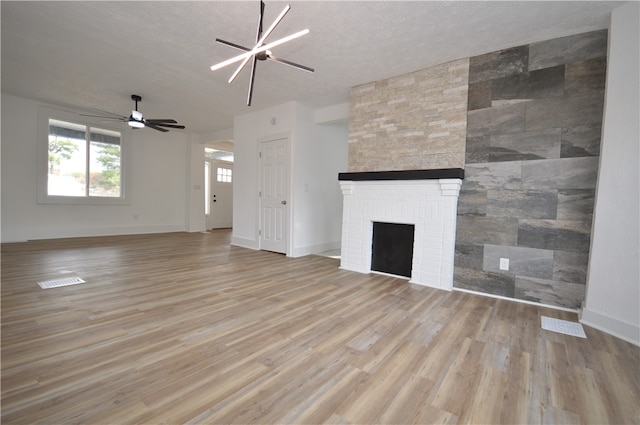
205;148;234;162
38;107;129;205
204;161;211;215
217;167;232;183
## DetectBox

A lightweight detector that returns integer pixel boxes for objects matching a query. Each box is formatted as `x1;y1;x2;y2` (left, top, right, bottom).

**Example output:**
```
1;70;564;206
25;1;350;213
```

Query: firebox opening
371;222;415;278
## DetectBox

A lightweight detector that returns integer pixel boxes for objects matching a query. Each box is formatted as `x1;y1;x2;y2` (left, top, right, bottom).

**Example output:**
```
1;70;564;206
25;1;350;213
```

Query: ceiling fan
210;1;314;106
80;95;185;133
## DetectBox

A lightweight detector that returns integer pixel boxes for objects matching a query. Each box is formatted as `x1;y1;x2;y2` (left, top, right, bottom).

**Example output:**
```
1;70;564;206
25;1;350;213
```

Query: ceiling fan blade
258;4;290;46
79;113;125;120
153;123;185;129
218;38;252;83
257;0;265;40
229;1;266;85
145;119;178;124
216;39;251;52
211;29;309;72
80;107;127;121
229;56;252;84
267;54;315;73
91;107;126;118
145;123;169;132
247;56;258;107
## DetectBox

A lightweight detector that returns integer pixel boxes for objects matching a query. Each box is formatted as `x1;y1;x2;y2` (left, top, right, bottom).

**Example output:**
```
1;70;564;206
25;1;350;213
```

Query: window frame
216;166;233;183
37;106;131;206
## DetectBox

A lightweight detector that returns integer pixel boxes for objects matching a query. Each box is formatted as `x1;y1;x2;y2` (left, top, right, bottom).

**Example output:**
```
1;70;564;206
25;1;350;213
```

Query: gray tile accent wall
454;30;606;309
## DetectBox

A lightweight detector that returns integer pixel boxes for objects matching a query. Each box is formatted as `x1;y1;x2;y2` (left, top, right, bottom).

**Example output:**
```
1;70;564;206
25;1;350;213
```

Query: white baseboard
230;235;259;250
453;287;580;313
1;225;185;243
291;240;341;258
580;308;640;347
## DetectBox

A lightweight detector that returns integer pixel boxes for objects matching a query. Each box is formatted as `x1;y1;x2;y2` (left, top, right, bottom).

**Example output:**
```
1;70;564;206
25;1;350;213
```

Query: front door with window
206;160;233;229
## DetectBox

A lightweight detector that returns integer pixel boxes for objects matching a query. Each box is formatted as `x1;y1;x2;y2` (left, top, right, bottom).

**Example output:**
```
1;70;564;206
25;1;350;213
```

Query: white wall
1;94;189;242
232;101;348;256
232;102;296;249
581;2;640;346
186;134;206;233
292;107;348;256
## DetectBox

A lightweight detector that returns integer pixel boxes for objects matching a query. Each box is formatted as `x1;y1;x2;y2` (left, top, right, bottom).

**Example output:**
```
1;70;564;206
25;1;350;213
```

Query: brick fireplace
342;57;468;291
338;169;463;290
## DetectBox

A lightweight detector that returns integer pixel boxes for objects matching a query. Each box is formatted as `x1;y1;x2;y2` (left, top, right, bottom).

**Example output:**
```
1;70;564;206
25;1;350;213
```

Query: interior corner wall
232;102;296;250
292;106;348;257
581;2;640;346
1;93;189;242
186;134;206;233
454;29;608;310
232;101;348;256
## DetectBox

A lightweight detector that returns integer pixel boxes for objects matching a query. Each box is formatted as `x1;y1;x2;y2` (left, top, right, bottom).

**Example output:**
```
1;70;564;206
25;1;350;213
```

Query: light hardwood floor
1;230;638;424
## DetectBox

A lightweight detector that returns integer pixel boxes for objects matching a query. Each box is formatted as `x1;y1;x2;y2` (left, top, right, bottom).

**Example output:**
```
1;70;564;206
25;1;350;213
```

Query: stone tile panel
348;58;469;172
521;157;599;189
556;189;596;221
457;190;487;216
524;92;605;131
492;65;565;100
517;219;592;253
561;125;602;158
486;189;558;219
553;250;589;285
467;102;526;137
468;45;529;84
515;276;585;309
462;162;522;190
456;216;519;246
565;57;607;95
454;244;484;270
465;135;490;164
528;29;607;71
468;81;492;111
489;128;561;162
454;267;516;297
483;244;554;279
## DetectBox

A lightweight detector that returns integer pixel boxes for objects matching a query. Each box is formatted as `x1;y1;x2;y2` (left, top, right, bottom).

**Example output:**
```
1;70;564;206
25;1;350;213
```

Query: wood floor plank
2;230;639;424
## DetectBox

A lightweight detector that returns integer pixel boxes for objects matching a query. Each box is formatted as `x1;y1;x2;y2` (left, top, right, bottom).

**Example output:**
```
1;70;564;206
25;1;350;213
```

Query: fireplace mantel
338;168;464;181
338;170;463;291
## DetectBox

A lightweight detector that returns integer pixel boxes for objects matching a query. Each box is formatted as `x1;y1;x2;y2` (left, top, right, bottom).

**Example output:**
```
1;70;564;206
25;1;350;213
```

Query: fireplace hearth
338;169;463;290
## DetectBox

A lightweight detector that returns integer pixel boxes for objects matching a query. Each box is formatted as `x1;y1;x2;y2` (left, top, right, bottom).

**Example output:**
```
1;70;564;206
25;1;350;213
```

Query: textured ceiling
1;1;622;135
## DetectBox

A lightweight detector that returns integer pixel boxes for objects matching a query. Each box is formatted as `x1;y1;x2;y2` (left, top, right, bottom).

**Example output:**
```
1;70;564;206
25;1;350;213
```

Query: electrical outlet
499;258;509;271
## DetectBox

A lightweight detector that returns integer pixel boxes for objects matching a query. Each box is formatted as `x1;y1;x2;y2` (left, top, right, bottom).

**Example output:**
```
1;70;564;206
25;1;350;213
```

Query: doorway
259;136;290;254
205;157;233;230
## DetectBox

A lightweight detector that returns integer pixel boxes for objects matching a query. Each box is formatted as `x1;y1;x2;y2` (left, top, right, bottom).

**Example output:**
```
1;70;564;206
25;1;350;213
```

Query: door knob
281;200;287;205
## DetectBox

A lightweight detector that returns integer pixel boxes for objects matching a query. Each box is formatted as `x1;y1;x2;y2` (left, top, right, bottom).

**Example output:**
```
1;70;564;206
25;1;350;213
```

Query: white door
260;137;289;254
206;160;233;229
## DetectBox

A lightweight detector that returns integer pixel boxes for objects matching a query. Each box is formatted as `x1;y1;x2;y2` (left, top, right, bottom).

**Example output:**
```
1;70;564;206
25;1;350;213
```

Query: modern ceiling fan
210;0;314;106
80;95;185;133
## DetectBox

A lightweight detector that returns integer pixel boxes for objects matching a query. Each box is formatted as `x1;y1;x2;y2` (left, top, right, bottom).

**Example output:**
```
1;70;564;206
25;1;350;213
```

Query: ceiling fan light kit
211;0;314;106
127;96;145;128
127;119;145;129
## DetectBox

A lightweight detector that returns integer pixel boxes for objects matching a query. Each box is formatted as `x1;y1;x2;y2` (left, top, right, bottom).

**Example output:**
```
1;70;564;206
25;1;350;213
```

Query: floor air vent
38;277;86;289
541;316;586;338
